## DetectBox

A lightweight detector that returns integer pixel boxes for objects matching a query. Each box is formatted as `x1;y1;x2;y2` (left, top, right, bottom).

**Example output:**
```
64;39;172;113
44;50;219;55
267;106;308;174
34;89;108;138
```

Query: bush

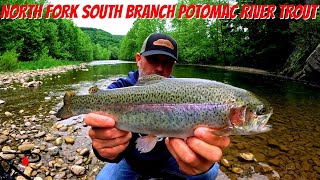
0;50;19;71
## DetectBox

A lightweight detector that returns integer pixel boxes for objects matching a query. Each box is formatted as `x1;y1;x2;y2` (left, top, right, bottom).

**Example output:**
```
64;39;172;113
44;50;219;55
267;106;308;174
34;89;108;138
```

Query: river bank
0;63;88;89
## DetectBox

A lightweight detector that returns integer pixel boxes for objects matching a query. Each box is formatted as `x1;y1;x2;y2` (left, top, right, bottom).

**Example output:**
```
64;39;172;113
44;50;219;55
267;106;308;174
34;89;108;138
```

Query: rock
239;152;255;161
54;137;63;146
0;100;5;104
59;126;68;132
5;111;13;116
48;146;60;156
2;129;10;136
268;159;281;166
19;110;24;114
34;131;46;138
0;151;16;160
314;166;320;173
44;135;56;142
79;148;90;156
25;122;32;127
254;152;266;162
267;139;279;147
258;162;274;173
45;97;51;100
53;172;66;179
0;135;8;144
70;165;86;175
220;158;231;168
231;167;243;174
44;176;53;180
24;166;33;177
279;145;289;152
22;81;42;88
49;111;55;115
64;136;75;144
312;157;320;166
34;177;43;180
16;134;29;140
18;143;35;151
16;176;27;180
267;149;280;157
294;43;320;82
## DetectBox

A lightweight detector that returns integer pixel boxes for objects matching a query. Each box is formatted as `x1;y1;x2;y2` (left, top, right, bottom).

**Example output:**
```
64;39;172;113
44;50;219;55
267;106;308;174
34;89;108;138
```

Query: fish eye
257;106;267;115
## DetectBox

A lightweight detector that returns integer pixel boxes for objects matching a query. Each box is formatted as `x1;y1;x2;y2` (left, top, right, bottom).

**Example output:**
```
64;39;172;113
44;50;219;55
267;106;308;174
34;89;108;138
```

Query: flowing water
1;60;319;179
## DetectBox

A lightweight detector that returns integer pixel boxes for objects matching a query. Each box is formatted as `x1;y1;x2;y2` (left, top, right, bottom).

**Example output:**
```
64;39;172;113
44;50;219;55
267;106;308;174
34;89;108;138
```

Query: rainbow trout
56;75;272;153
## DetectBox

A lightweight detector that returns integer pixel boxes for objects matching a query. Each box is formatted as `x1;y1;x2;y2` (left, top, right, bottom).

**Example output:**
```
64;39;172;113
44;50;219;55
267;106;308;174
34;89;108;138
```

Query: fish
56;75;273;153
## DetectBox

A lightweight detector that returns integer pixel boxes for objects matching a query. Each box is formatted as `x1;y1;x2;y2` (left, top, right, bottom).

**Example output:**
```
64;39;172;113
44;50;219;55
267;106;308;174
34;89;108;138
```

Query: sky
50;0;178;35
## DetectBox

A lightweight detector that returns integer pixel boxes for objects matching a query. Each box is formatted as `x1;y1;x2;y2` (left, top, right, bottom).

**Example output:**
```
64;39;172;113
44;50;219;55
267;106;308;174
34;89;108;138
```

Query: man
84;33;230;179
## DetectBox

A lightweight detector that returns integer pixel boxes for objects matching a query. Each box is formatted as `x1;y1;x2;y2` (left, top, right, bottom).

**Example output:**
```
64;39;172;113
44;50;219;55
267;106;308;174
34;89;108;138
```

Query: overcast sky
50;0;178;35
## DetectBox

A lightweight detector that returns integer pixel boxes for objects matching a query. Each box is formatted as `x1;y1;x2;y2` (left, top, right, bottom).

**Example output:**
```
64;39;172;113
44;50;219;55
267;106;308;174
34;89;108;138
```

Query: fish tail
55;91;75;119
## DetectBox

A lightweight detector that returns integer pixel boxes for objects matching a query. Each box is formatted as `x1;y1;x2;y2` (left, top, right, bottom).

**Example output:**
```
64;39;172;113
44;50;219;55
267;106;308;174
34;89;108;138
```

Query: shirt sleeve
186;163;219;180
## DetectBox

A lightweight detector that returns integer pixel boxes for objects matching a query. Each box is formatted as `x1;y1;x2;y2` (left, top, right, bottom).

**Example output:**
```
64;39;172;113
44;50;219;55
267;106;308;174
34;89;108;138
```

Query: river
1;60;319;179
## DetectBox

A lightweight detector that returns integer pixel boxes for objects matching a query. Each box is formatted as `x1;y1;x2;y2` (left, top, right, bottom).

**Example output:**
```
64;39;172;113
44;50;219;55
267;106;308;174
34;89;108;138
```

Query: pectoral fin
135;135;159;153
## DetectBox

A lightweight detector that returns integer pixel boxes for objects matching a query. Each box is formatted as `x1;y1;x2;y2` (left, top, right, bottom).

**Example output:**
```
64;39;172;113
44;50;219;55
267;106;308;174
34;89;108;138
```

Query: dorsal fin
136;75;165;86
89;85;100;94
64;91;75;105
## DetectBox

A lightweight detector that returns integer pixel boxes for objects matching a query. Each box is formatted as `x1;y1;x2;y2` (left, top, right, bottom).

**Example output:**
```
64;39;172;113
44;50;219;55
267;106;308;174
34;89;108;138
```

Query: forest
1;0;320;81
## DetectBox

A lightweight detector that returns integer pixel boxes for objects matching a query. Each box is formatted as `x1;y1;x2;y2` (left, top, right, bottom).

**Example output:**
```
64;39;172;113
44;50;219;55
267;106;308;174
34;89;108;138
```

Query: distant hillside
80;27;124;48
81;27;124;59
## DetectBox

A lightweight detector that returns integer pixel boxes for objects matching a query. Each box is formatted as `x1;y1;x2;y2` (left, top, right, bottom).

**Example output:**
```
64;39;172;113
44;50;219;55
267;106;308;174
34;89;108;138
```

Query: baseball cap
140;33;179;63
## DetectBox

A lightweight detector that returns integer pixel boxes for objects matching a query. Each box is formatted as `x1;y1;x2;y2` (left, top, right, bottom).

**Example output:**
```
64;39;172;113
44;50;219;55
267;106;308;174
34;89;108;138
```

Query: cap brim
141;50;179;63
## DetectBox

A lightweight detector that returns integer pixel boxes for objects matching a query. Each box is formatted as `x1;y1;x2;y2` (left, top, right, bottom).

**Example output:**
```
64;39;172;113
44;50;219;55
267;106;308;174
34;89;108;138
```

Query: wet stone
34;131;46;138
64;136;75;144
312;157;320;166
220;158;231;168
301;161;312;171
18;143;35;151
268;159;281;166
267;139;279;147
70;165;86;175
53;172;66;179
231;167;243;174
279;145;289;152
54;137;63;146
267;149;280;157
238;152;255;161
314;166;320;173
254;152;266;162
0;135;8;144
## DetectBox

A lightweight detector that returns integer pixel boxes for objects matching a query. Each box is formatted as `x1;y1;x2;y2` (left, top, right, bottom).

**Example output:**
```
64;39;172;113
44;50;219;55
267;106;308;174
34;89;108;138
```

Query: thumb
84;112;115;128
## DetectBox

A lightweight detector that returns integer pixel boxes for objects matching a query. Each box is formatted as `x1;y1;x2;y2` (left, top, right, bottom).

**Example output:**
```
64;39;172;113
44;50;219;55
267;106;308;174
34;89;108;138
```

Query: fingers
194;127;230;148
92;132;132;149
97;142;130;160
186;137;222;162
89;127;129;140
84;112;115;128
165;138;211;175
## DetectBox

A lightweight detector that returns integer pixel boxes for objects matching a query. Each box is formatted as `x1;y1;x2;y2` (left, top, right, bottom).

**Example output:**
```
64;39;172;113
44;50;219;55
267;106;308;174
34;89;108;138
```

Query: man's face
136;53;176;78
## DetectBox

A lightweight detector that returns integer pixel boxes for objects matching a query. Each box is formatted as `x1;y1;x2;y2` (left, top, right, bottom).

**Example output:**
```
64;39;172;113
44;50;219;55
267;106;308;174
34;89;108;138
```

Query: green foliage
119;19;167;60
81;27;122;60
0;50;19;71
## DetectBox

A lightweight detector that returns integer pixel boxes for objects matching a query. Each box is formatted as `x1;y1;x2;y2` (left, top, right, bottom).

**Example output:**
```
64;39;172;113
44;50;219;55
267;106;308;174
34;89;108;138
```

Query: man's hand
84;112;132;160
165;127;230;175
